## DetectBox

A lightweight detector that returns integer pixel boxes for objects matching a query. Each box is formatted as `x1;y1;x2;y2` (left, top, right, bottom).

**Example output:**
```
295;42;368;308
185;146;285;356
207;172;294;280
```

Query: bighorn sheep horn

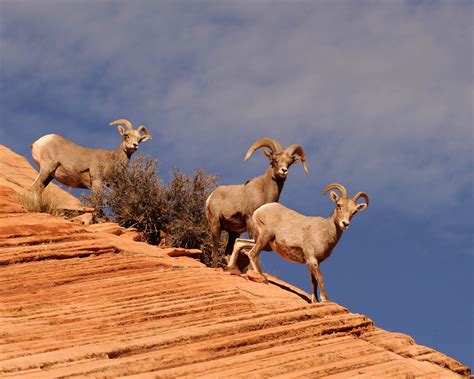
323;183;348;198
285;144;309;175
244;137;284;161
109;119;133;131
353;192;369;206
137;125;152;140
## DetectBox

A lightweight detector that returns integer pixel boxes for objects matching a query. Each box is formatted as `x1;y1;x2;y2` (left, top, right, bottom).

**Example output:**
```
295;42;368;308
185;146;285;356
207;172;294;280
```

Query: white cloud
0;0;472;218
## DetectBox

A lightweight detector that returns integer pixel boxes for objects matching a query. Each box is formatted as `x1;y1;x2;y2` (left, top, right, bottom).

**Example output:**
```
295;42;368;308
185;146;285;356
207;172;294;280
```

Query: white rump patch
34;134;56;149
257;203;276;211
31;134;57;164
205;192;213;208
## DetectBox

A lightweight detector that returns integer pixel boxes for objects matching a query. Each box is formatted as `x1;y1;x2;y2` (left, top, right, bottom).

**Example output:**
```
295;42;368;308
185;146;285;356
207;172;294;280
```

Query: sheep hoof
246;271;268;283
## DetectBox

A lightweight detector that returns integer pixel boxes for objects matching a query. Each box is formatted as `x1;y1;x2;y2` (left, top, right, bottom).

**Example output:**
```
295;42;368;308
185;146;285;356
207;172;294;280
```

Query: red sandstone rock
0;144;470;378
0;186;26;214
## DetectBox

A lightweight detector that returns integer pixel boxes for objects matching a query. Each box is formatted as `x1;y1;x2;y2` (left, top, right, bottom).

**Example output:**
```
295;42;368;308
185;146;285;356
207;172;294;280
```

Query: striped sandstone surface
0;145;470;378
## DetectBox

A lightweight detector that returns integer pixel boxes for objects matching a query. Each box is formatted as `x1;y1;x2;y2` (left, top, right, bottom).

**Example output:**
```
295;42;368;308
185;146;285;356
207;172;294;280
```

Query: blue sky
1;0;472;367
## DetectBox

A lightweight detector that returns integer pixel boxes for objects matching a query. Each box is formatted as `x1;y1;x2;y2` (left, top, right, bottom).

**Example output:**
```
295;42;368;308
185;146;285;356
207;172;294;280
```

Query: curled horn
109;119;133;131
322;183;348;198
137;125;152;140
353;192;369;206
285;144;309;175
244;137;284;161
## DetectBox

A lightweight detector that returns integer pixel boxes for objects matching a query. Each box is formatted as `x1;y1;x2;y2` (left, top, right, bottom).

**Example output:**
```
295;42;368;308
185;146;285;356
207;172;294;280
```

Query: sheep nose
132;143;138;148
280;168;288;174
341;220;349;228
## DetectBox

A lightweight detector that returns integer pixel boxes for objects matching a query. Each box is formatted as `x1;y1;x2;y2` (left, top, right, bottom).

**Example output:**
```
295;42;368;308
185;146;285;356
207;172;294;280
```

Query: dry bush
84;157;168;244
14;187;65;216
165;168;216;247
84;156;222;263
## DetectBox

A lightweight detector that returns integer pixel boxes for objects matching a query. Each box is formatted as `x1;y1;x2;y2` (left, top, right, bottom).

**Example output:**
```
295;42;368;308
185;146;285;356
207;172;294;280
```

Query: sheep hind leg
225;232;240;255
91;179;104;194
32;165;56;192
209;223;221;268
31;167;55;206
227;238;254;272
225;231;251;272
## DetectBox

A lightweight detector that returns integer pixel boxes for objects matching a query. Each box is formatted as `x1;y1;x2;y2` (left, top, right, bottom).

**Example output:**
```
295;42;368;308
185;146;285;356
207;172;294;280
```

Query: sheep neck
328;210;344;241
263;166;285;202
113;143;132;164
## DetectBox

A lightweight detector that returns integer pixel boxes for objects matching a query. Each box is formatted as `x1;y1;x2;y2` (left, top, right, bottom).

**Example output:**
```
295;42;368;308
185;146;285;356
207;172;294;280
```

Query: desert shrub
84;156;222;259
165;168;218;248
14;187;64;216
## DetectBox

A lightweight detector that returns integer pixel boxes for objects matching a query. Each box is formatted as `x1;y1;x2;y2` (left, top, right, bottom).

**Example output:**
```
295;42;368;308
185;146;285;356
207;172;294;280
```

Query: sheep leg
32;164;57;192
247;234;272;283
91;179;104;194
227;245;241;271
225;232;240;255
238;218;261;272
308;269;319;303
307;260;328;302
225;232;251;272
209;223;221;268
227;238;255;271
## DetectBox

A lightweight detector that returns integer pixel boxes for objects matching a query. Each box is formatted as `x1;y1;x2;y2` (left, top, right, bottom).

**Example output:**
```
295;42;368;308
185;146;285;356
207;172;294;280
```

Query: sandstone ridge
0;145;470;378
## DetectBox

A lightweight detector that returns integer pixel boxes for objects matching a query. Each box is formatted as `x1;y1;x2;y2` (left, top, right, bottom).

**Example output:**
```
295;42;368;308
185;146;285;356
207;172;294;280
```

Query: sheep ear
356;203;367;212
330;191;339;203
292;155;309;175
137;125;152;142
263;149;273;160
117;125;126;136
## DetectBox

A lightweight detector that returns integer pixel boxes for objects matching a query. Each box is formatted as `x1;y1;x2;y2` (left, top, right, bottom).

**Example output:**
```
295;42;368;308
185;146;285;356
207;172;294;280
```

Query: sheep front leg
308;270;319;303
307;260;328;302
247;234;272;283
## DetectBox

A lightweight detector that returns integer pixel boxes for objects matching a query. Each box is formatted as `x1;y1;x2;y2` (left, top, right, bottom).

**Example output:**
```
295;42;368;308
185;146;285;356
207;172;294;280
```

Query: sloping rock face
0;145;471;378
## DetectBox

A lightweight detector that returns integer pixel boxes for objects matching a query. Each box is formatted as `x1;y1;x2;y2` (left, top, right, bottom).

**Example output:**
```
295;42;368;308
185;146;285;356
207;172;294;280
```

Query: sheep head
245;137;309;180
110;119;152;155
323;183;369;230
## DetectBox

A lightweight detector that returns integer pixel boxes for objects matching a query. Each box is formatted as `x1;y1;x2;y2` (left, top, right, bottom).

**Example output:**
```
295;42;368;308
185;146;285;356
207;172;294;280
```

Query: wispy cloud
1;0;472;217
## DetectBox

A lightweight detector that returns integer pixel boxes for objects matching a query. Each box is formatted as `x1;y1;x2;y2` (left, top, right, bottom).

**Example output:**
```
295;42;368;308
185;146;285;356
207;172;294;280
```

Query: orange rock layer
0;145;471;378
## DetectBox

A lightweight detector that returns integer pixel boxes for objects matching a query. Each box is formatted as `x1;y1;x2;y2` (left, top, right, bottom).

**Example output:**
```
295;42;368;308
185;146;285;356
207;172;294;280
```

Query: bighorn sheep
205;137;308;268
227;183;369;303
31;119;152;193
